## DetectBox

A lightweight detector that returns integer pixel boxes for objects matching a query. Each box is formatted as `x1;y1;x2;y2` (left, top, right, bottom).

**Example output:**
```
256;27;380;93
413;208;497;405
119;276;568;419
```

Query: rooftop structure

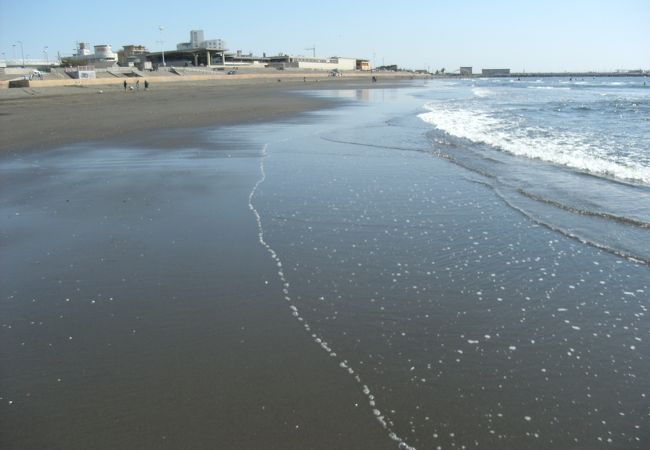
177;30;227;51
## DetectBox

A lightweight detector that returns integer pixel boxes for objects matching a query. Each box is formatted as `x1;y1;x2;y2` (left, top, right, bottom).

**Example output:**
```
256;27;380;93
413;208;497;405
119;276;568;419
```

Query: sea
252;77;650;449
417;76;650;265
1;77;649;449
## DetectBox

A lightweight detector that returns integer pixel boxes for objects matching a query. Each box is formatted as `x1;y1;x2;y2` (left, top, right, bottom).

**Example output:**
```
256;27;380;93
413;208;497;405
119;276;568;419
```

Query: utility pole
17;40;24;67
305;46;315;58
159;26;166;66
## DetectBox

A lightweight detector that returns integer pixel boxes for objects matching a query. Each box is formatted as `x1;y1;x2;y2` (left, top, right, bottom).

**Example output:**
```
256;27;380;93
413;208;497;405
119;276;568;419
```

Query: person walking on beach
144;80;149;90
136;80;140;91
123;80;127;91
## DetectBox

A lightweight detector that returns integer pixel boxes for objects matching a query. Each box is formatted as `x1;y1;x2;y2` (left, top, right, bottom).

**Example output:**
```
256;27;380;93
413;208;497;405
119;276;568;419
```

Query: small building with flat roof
460;66;472;76
481;68;510;76
118;45;148;67
267;55;358;71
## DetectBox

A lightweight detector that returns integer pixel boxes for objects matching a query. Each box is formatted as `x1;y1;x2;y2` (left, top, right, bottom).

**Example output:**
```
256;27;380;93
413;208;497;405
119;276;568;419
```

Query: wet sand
0;80;410;449
0;77;412;154
0;80;328;154
3;80;648;450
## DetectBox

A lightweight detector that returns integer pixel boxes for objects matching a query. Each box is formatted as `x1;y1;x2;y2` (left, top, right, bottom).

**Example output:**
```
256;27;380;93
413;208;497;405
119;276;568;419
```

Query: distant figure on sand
372;76;377;83
136;80;140;90
123;80;127;91
144;80;149;90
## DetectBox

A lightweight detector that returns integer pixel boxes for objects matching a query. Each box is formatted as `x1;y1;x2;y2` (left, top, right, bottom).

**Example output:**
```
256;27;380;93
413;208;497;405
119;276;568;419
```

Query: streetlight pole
158;26;166;67
43;46;49;65
17;41;24;67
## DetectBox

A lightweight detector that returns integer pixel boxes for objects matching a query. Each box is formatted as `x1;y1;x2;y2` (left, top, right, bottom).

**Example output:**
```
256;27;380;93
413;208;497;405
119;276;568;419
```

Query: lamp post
17;40;24;67
43;46;49;65
158;26;166;67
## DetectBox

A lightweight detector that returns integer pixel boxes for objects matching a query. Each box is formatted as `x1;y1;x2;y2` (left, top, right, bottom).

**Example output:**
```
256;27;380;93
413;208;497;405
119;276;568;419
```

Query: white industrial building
64;42;118;67
267;55;367;71
147;29;370;71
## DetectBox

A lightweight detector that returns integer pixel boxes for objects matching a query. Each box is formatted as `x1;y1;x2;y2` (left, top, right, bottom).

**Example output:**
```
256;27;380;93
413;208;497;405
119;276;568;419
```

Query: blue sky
1;0;648;71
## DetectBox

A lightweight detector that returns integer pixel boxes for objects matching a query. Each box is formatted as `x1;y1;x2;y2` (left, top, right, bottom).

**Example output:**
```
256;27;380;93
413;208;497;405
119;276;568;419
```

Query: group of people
123;79;149;91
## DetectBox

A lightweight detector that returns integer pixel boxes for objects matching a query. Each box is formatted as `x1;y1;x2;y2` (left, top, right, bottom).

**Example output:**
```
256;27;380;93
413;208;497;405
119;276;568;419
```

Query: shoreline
0;77;423;154
2;69;649;449
0;80;402;449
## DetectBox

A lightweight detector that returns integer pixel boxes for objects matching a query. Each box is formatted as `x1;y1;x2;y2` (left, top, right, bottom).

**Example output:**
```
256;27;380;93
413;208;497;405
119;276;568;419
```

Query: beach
2;77;649;450
0;78;334;153
0;78;409;450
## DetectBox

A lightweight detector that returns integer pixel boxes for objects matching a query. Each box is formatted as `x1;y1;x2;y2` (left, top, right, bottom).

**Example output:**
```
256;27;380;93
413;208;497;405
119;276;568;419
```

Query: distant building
190;30;204;47
150;29;367;71
481;68;510;76
460;66;472;76
267;55;358;71
64;42;118;68
76;42;93;57
118;45;148;66
356;59;371;71
177;30;227;51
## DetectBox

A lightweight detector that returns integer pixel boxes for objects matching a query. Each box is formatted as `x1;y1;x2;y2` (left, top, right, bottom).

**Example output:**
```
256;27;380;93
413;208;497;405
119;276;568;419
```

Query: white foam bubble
472;87;494;98
248;143;417;450
418;104;650;185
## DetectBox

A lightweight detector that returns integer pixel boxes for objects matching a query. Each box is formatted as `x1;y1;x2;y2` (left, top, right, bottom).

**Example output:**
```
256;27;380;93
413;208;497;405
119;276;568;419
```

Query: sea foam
418;104;650;185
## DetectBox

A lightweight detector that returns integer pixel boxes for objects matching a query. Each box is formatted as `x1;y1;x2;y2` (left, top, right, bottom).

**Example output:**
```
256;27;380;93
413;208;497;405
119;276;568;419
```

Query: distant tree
441;68;445;74
435;70;439;75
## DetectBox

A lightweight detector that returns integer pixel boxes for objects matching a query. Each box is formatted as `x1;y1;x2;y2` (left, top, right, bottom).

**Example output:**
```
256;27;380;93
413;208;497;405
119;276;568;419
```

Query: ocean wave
494;187;650;265
472;87;495;97
516;188;650;229
527;86;571;90
418;104;650;185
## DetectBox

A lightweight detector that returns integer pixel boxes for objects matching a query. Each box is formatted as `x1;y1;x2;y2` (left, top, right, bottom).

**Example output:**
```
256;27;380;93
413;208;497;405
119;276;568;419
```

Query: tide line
248;143;416;450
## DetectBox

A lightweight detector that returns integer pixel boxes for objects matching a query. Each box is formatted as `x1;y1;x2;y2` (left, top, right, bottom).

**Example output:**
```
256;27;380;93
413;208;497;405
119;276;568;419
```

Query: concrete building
481;68;510;76
177;30;226;51
460;66;472;76
356;59;371;71
118;44;148;66
149;29;368;71
152;30;229;67
63;42;118;68
267;55;360;71
190;30;204;47
76;42;93;57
